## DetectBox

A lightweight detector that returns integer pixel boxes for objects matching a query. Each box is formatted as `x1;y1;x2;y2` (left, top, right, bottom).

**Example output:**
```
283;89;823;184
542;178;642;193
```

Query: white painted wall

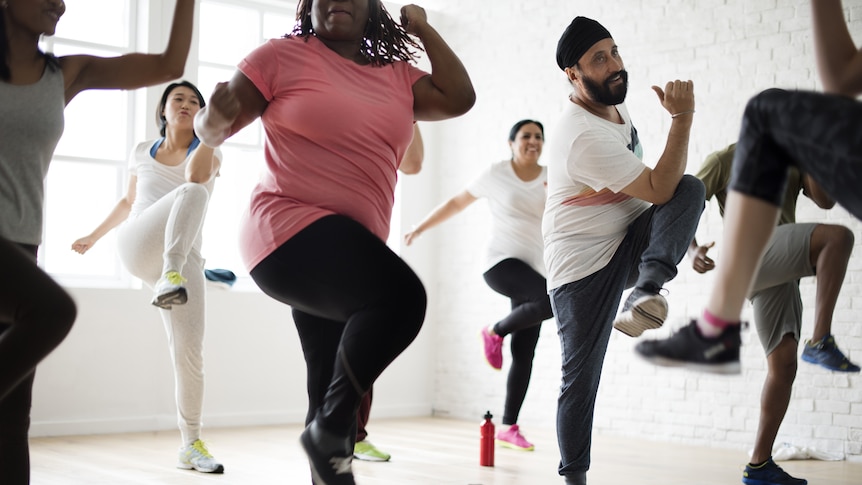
30;285;435;438
31;0;862;465
411;0;862;462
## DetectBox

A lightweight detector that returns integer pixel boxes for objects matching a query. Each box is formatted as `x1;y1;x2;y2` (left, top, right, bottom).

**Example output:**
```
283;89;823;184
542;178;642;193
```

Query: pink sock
697;309;739;338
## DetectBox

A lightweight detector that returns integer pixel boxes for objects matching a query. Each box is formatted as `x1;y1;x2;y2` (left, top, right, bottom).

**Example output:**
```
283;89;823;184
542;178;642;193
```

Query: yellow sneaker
152;271;187;309
177;439;224;473
354;440;391;462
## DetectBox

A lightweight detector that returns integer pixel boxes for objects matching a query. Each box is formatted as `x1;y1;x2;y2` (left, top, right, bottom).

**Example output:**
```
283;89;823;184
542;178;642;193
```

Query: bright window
195;1;296;289
41;0;136;287
41;0;295;289
41;0;408;289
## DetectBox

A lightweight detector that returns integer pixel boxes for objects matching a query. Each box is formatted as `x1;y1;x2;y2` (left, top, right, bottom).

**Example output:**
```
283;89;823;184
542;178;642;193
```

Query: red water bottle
480;410;495;466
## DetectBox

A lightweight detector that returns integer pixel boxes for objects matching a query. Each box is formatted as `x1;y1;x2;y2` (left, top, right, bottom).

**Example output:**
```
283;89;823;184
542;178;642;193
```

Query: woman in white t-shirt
72;81;224;474
404;120;552;452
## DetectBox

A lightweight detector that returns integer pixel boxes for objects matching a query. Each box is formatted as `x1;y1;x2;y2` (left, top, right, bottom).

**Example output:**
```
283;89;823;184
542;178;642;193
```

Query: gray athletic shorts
748;223;817;355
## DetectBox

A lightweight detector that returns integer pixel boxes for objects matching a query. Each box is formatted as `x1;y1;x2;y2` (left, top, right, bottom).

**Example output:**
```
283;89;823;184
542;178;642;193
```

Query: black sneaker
299;421;355;485
634;319;741;374
613;286;668;337
742;457;807;485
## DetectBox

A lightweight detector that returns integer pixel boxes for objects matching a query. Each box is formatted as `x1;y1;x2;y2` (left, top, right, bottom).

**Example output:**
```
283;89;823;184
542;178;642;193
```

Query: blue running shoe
801;334;860;372
742;457;806;485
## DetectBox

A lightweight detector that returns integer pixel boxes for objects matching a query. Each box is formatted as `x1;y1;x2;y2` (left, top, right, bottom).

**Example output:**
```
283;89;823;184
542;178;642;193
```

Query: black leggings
0;238;76;485
483;258;553;425
250;215;426;437
731;88;862;219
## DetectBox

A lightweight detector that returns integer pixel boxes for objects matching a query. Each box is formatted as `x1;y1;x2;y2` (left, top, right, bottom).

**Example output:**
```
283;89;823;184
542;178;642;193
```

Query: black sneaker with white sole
634;319;741;374
299;421;355;485
613;287;668;337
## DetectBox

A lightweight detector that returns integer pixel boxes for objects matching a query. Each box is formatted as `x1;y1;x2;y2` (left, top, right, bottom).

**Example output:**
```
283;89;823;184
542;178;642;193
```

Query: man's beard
581;70;628;106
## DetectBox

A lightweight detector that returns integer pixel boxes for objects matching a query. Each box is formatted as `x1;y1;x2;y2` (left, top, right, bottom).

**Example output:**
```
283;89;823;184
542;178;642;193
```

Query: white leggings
117;182;210;446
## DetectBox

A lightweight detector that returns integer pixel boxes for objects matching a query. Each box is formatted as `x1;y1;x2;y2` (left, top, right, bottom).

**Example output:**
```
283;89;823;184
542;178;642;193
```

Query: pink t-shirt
237;36;428;270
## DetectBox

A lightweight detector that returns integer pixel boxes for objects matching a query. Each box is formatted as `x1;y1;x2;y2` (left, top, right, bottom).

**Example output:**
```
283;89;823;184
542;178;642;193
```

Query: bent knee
747;88;789;115
767;334;799;377
389;273;427;331
828;225;855;253
677;174;706;200
813;224;855;258
178;182;210;201
49;290;77;339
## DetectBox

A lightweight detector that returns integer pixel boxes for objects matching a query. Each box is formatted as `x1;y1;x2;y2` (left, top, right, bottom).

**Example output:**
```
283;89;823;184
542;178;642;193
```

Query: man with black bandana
542;16;705;484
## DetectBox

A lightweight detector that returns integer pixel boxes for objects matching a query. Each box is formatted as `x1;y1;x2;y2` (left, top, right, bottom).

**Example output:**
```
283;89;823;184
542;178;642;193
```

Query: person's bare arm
60;0;195;104
71;176;137;254
403;190;477;245
195;72;267;148
812;0;862;96
619;80;695;205
399;125;425;175
186;145;220;184
402;5;475;121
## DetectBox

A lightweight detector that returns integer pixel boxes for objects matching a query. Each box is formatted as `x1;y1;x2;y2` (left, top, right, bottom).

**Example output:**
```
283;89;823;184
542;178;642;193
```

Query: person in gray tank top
0;1;197;483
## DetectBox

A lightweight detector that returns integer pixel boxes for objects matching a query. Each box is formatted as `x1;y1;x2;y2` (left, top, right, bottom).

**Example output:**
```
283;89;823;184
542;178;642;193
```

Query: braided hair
289;0;422;66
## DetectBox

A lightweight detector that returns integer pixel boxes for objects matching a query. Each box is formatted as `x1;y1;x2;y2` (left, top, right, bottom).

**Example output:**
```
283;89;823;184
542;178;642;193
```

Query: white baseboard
30;404;432;438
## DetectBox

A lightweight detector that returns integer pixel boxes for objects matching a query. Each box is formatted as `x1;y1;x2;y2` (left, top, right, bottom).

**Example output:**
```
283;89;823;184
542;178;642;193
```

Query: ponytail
1;9;10;81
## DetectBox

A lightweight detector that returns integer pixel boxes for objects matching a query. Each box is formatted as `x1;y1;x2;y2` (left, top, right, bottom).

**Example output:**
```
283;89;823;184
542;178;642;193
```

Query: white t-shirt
466;160;547;276
128;139;220;216
542;101;651;290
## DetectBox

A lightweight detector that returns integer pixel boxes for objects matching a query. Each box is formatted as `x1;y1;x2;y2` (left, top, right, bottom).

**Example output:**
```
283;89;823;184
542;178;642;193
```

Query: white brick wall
403;0;862;463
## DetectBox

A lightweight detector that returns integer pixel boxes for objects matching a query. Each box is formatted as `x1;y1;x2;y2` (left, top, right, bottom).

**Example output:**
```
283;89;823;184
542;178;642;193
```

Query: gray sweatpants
117;182;210;446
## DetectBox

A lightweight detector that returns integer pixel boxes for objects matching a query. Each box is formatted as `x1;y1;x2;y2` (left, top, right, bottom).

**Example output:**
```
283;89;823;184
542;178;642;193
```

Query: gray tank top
0;62;66;244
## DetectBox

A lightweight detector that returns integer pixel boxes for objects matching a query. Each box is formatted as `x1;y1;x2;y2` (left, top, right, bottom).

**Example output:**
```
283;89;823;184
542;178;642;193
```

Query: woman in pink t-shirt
195;1;474;483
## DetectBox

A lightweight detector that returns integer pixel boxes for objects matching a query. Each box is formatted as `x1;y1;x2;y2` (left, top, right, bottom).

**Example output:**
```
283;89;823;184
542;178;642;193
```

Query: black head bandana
556;17;612;71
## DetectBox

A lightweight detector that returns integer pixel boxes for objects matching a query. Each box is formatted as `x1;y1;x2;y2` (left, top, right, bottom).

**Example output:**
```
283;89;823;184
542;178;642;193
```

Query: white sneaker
151;271;187;309
177;439;224;474
613;287;668;337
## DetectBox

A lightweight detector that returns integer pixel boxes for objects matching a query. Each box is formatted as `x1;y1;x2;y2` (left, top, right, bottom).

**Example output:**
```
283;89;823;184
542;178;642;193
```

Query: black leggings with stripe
250;215;426;438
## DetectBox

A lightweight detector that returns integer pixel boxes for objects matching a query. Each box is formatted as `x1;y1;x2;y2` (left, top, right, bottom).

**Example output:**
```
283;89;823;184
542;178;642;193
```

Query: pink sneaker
481;326;503;370
496;424;534;451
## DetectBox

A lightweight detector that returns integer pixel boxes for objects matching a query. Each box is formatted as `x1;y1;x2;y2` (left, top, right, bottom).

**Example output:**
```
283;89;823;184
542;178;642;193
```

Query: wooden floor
30;417;861;484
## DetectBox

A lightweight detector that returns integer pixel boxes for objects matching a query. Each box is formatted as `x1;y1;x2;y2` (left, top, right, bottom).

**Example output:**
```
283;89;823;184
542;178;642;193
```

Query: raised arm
401;5;475;121
399;124;425;175
403;189;477;245
60;0;196;103
71;176;136;255
812;0;862;96
186;145;220;184
619;80;695;205
195;73;267;148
